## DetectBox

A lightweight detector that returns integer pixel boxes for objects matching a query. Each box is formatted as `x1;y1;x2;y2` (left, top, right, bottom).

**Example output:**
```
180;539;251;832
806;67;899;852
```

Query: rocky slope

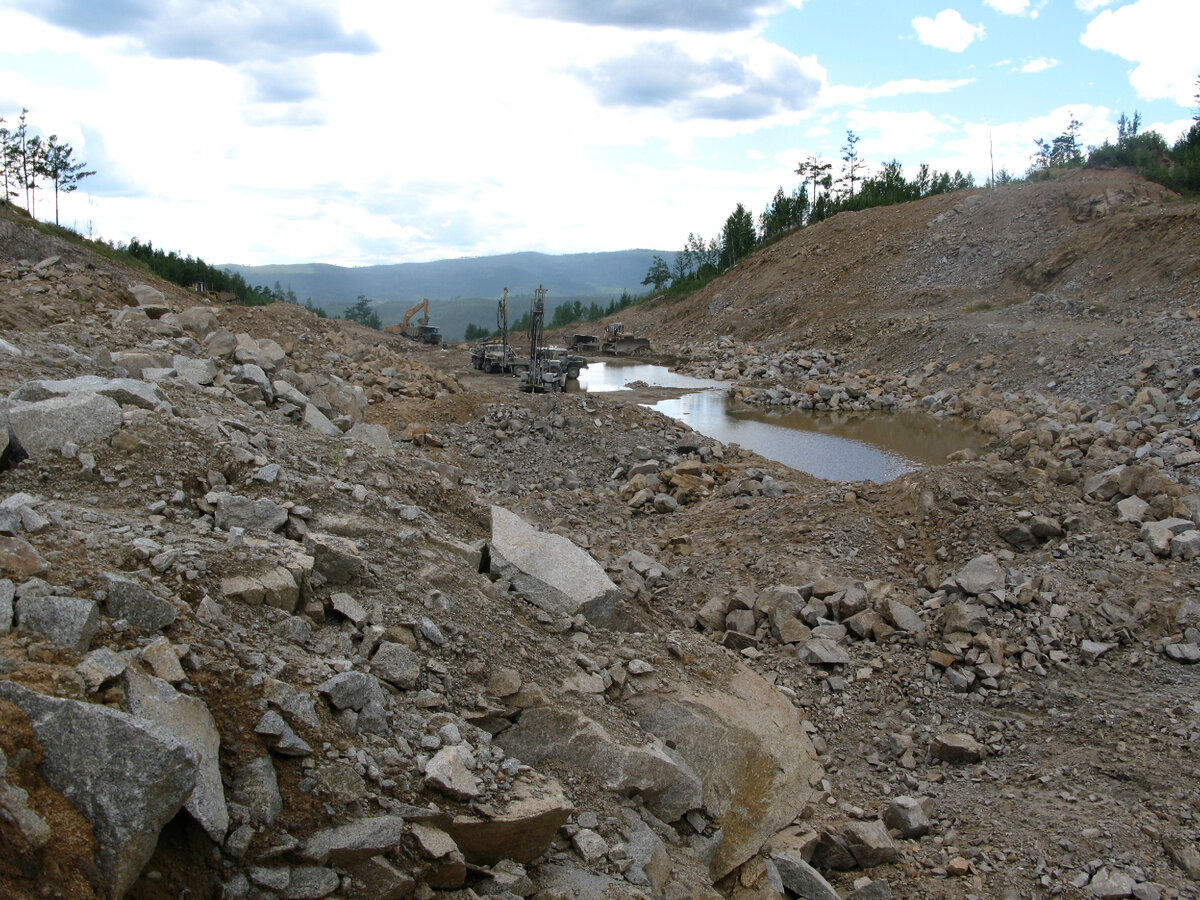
0;169;1199;900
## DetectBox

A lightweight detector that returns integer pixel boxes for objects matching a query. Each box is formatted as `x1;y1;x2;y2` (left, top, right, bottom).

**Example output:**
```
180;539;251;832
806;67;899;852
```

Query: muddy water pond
577;361;981;482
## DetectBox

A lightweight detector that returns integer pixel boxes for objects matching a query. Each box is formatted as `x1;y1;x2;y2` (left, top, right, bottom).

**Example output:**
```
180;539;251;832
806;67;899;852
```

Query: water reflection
577;361;980;482
576;361;717;393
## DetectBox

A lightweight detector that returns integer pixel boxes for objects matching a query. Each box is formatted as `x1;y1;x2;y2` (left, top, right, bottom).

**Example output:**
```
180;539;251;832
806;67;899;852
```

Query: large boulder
6;392;123;455
10;376;166;410
488;506;621;626
625;664;820;879
124;670;228;842
0;682;198;897
444;771;573;865
497;706;702;823
15;594;99;651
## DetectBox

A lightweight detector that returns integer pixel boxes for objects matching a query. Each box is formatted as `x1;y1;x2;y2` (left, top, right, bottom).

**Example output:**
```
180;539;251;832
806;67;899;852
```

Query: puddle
578;361;981;482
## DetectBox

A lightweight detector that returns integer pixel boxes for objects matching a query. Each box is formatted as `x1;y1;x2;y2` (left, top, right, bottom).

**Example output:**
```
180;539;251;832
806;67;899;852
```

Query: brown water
578;361;981;482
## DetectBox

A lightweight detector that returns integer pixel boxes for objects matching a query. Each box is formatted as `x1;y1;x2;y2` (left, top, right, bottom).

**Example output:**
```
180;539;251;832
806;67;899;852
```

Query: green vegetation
342;295;382;330
1;108;93;225
466;289;641;338
646;129;977;301
647;82;1200;302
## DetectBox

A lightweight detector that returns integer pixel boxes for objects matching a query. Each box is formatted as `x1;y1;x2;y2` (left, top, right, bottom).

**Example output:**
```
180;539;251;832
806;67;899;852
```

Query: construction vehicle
569;333;599;352
469;288;527;374
541;346;588;379
519;285;574;392
385;298;442;344
470;341;523;373
601;322;650;355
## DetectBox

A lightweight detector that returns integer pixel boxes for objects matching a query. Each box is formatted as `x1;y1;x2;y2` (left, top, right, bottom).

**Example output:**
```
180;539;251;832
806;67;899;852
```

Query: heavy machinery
518;285;579;393
470;341;522;373
469;288;526;374
601;322;650;355
385;298;442;344
568;333;599;352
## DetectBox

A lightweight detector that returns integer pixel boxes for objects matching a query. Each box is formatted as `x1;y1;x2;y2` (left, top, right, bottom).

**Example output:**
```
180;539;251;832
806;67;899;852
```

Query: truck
470;341;525;374
385;298;442;344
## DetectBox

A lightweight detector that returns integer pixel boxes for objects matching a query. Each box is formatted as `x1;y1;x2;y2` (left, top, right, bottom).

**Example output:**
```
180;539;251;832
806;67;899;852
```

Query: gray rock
771;850;841;900
282;865;340;899
955;554;1005;595
798;636;851;665
212;492;289;534
231;363;274;401
488;506;621;626
1170;530;1200;561
941;602;989;635
318;671;386;712
0;682;198;896
342;856;415;900
885;599;925;636
231;756;283;826
425;746;481;800
10;375;166;410
331;591;369;626
1164;642;1200;664
6;392;123;455
842;819;900;867
301;815;408;865
15;594;99;651
931;732;984;763
173;355;218;386
883;795;931;837
1141;518;1195;557
102;572;177;630
344;422;393;455
255;710;313;756
1116;495;1151;524
0;578;12;633
497;706;702;824
303;403;340;436
75;647;128;691
848;881;895;900
124;670;228;842
371;642;422;690
1089;867;1135;898
621;810;672;893
1079;640;1114;664
626;666;820;879
303;532;366;584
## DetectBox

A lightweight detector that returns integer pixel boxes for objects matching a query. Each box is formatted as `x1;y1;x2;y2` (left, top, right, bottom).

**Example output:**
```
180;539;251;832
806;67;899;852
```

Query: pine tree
40;135;94;226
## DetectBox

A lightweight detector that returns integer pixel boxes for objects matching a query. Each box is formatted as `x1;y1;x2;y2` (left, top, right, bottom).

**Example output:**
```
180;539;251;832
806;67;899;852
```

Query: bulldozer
601;322;650;355
385;298;442;344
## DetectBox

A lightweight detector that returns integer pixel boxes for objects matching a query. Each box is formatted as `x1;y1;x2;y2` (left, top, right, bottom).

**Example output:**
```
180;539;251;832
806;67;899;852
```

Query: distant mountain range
223;249;673;341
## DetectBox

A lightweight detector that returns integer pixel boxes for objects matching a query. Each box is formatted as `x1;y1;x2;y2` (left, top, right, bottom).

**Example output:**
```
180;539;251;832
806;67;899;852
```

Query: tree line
0;108;94;226
641;130;977;296
643;80;1200;300
1029;81;1200;195
465;290;640;342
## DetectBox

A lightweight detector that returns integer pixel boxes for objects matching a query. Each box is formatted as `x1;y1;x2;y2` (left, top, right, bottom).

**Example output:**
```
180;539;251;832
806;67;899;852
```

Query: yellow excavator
385;298;442;344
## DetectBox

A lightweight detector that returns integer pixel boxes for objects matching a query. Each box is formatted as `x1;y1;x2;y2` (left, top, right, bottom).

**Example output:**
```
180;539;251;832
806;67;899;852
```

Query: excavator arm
402;298;429;329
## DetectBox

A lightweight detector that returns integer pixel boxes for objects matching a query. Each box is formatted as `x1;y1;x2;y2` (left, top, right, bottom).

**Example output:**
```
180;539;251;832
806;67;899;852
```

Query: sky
0;0;1197;268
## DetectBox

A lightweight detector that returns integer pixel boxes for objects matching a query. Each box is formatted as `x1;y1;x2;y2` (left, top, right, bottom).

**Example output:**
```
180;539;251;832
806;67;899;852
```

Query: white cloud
823;77;973;106
1082;0;1200;106
985;0;1030;14
846;110;958;158
912;9;985;52
1075;0;1114;10
1018;57;1058;73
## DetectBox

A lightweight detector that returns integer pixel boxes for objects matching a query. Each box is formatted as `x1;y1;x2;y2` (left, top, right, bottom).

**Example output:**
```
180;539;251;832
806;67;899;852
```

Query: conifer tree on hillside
40;134;94;226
